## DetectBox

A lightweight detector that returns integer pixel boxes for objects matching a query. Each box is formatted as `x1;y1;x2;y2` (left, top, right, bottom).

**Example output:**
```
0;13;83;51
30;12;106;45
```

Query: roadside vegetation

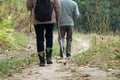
0;0;29;50
73;33;120;70
0;0;120;79
0;54;38;78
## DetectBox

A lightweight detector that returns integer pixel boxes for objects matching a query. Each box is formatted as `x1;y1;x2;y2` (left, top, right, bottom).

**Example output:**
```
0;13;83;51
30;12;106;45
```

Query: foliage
0;54;38;78
0;0;120;49
73;34;120;70
0;0;29;49
1;0;29;30
74;0;120;33
52;41;60;56
14;32;28;48
0;15;15;48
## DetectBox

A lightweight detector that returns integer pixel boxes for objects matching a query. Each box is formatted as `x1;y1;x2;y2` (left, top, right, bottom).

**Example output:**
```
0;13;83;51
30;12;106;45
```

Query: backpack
34;0;53;22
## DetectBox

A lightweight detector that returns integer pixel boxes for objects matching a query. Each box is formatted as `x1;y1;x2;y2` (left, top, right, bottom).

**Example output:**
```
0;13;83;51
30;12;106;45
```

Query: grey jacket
58;0;79;26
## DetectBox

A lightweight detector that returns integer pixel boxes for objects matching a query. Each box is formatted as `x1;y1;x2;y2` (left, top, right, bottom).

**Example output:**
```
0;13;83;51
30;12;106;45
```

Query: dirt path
4;61;72;80
2;33;89;80
2;33;120;80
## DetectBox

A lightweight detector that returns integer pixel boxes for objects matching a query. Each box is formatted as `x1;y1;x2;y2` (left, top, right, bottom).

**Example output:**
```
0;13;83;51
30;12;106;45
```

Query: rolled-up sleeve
26;0;33;10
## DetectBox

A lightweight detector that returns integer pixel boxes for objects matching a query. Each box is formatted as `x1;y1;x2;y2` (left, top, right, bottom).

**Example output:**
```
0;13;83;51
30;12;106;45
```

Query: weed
73;34;120;70
115;53;120;59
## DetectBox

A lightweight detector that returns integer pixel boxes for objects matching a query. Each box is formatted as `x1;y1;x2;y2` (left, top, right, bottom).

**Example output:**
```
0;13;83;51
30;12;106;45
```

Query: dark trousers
59;26;73;57
34;24;54;52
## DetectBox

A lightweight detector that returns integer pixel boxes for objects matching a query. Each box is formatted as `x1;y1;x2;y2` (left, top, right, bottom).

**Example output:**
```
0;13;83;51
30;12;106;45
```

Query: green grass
0;54;38;78
52;41;60;57
0;39;60;78
73;33;120;70
1;32;120;79
14;32;28;48
0;32;28;54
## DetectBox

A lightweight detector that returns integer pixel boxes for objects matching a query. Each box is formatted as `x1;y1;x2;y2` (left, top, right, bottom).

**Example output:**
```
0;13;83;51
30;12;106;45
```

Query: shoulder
71;0;77;5
70;1;78;9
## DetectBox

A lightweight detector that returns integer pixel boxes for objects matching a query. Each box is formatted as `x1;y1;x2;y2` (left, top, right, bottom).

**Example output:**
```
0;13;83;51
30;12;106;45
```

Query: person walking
58;0;79;58
26;0;61;66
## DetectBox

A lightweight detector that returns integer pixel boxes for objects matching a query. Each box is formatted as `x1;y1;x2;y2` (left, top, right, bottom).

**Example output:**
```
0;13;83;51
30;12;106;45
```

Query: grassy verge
0;47;59;79
0;32;28;54
0;43;59;79
73;33;120;70
0;54;38;78
0;33;59;79
52;41;60;57
0;31;39;78
14;32;28;48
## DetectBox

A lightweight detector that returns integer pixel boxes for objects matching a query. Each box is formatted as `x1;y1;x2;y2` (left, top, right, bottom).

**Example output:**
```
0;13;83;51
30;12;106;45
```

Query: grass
0;32;28;54
0;32;120;79
73;33;120;70
0;32;59;78
0;54;38;78
14;32;28;48
52;41;60;57
0;43;59;79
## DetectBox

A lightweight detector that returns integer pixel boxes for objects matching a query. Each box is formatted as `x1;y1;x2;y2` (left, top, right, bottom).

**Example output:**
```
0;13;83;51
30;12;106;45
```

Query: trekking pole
28;11;32;64
57;22;66;65
53;3;66;65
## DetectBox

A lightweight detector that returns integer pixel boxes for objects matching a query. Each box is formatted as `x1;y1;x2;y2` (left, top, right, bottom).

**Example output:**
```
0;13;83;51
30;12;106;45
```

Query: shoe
60;53;63;58
39;63;45;66
66;53;71;57
38;52;45;67
46;59;52;64
46;48;53;64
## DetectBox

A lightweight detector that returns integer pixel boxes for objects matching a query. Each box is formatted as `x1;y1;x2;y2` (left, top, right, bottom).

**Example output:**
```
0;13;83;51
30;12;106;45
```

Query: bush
74;0;120;33
0;15;15;48
0;0;28;49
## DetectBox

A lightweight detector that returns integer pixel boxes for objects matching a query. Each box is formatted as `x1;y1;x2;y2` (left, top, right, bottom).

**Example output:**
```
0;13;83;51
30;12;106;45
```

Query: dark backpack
34;0;53;22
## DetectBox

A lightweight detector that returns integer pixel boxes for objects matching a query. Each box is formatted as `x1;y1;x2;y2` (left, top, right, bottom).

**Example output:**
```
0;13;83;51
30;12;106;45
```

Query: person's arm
73;2;80;20
54;0;61;21
26;0;33;11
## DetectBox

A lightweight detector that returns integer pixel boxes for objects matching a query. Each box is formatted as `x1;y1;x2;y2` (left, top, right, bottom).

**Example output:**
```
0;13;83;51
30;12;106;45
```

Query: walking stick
57;22;66;65
52;3;66;65
28;11;32;64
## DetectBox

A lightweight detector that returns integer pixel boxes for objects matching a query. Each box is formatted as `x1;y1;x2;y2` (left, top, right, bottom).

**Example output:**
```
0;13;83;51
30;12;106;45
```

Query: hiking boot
46;58;52;64
66;53;71;58
60;53;63;58
46;48;52;64
38;52;45;66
